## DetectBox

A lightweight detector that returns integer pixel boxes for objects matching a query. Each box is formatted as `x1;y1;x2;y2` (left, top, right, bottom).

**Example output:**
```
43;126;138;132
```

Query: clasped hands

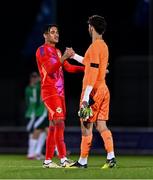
63;47;75;59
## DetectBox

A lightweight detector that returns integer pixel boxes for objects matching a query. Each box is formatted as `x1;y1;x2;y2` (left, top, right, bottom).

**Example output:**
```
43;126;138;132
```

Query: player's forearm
65;64;85;73
81;69;98;104
59;56;66;64
72;53;84;64
63;60;84;73
82;85;93;103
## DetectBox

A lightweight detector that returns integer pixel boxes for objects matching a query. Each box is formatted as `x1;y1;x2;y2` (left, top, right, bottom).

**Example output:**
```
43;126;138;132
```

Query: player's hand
65;47;75;58
78;101;93;121
61;47;75;63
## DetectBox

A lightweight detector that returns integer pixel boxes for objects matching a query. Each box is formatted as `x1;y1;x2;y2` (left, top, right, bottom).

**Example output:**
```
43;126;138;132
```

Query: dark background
0;0;151;127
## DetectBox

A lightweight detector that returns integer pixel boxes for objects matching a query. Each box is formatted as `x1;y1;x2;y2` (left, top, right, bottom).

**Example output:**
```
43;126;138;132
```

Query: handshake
78;101;93;121
63;47;75;59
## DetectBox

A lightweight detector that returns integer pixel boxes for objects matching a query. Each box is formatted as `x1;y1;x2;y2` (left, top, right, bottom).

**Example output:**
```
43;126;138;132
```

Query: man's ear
43;33;47;39
91;26;94;32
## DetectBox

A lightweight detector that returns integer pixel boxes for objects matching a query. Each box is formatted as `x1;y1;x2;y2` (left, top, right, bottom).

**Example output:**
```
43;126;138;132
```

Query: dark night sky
0;0;149;60
1;1;42;49
0;0;148;79
0;1;42;77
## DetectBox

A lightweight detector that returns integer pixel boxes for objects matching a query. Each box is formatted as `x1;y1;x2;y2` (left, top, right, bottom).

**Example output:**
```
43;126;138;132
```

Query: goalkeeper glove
78;101;93;121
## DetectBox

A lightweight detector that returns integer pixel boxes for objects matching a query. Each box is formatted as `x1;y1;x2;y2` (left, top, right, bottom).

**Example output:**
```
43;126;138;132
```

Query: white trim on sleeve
82;85;93;103
73;53;84;64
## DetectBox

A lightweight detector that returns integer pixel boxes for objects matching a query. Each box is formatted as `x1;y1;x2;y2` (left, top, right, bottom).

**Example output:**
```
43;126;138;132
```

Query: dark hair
42;24;59;34
88;15;107;34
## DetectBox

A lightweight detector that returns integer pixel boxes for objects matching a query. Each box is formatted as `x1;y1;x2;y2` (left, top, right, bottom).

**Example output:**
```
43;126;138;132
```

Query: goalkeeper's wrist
73;53;84;63
81;101;89;108
82;85;93;103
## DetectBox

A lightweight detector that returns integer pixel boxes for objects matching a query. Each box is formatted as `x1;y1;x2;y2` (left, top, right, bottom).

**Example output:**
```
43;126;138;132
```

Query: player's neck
45;42;56;47
92;34;103;42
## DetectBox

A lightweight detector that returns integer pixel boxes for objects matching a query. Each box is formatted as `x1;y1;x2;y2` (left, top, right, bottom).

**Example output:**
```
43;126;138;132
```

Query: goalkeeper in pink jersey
36;24;84;168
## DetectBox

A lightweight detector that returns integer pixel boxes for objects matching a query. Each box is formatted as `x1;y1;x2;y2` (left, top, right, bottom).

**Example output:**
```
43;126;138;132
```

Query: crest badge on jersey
56;107;62;113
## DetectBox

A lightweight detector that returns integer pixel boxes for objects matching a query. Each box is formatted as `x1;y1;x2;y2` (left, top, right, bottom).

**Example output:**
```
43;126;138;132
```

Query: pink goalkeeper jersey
36;43;84;101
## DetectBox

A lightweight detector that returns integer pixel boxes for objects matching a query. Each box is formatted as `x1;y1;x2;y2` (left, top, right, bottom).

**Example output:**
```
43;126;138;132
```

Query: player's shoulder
88;41;99;52
92;39;108;51
36;44;50;57
93;39;104;46
36;44;44;55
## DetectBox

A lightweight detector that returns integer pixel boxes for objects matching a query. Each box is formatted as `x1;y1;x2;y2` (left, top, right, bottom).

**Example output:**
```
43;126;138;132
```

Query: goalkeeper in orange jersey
67;15;116;169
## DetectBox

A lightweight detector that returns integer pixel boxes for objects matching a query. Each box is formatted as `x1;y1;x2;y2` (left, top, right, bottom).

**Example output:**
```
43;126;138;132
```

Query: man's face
46;26;59;44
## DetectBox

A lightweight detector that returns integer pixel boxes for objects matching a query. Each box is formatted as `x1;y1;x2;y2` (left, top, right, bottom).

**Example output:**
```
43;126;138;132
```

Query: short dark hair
88;15;107;34
42;24;59;34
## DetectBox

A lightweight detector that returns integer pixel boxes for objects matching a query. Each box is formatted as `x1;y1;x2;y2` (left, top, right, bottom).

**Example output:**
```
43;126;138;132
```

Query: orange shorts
81;86;110;122
44;96;66;121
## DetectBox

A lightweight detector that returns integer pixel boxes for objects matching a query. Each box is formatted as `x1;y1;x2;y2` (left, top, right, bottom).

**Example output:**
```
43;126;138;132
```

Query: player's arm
65;47;84;64
61;47;84;72
80;46;99;121
36;47;62;75
63;60;84;73
79;45;100;121
83;46;99;102
72;53;84;64
37;46;73;75
72;53;109;74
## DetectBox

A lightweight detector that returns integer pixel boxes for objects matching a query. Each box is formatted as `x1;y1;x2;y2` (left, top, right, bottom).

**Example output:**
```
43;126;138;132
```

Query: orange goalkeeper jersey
82;39;108;92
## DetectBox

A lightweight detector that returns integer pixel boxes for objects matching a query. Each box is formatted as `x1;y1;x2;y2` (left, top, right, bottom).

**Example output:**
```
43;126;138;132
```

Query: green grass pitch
0;154;153;179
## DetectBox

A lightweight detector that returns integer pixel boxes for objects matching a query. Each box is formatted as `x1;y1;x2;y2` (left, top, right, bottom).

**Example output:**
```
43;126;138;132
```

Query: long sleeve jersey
36;43;84;101
82;39;109;92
